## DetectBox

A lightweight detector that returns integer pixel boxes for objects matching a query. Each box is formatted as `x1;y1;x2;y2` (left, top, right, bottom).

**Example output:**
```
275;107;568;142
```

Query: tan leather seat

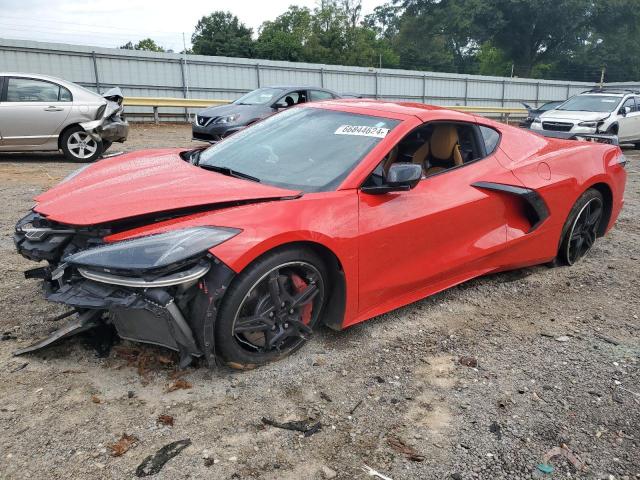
426;125;463;176
411;141;430;173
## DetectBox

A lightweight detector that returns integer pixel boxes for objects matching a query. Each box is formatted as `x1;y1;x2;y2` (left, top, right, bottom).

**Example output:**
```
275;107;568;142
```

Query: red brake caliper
290;273;312;325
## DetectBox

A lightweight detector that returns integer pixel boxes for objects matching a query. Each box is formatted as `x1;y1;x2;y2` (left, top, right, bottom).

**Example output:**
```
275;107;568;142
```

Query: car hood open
34;149;300;226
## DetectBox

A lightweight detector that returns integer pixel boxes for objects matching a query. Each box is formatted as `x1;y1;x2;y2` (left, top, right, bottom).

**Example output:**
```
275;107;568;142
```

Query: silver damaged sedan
0;72;129;162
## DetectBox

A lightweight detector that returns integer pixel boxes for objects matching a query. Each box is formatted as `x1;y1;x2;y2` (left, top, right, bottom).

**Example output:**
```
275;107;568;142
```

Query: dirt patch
0;124;638;479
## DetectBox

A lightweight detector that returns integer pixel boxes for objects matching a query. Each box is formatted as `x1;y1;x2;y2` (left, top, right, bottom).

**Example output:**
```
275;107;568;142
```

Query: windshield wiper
199;164;261;183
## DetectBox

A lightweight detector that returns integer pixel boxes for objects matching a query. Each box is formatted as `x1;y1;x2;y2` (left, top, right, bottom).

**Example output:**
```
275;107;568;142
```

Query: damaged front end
80;87;129;145
14;212;237;368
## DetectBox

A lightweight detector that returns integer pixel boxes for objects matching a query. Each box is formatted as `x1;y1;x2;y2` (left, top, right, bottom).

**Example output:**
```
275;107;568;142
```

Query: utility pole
182;32;191;122
182;32;190;99
379;53;382;69
599;66;606;88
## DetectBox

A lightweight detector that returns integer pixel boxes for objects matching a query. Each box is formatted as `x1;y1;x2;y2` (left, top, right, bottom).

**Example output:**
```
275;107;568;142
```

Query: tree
256;6;313;61
119;38;165;52
191;11;254;57
363;3;402;40
473;0;592;77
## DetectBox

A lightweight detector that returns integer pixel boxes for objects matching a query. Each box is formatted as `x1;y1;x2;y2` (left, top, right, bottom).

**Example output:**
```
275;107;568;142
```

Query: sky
0;0;383;52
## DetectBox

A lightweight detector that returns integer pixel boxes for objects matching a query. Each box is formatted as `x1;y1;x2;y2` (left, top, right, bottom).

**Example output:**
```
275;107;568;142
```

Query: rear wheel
558;189;604;266
60;127;102;163
215;248;328;368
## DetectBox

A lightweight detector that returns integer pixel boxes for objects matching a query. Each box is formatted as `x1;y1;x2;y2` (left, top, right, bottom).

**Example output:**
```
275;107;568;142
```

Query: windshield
198;107;400;192
557;95;621;112
233;88;284;105
540;101;561;111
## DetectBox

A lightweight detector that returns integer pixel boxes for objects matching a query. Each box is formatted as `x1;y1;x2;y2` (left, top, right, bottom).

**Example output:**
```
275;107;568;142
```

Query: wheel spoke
277;276;295;303
587;208;602;226
584;232;595;248
234;315;273;333
291;283;319;309
267;271;282;307
573;235;584;253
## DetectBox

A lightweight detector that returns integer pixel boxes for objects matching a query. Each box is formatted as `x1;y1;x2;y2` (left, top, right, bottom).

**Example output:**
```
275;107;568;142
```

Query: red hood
34;149;300;226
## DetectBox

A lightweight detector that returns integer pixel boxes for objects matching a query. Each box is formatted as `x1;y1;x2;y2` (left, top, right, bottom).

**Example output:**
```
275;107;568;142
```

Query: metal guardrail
123;97;230;123
123;97;527;124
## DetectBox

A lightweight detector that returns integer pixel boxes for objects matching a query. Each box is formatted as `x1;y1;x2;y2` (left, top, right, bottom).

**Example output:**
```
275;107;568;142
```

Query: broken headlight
65;226;240;273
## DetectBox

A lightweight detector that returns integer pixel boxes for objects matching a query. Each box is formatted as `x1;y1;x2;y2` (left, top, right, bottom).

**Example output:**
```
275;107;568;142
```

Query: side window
366;121;490;184
479;126;500;155
310;90;335;101
59;86;72;102
621;97;636;113
275;90;307;108
6;78;60;102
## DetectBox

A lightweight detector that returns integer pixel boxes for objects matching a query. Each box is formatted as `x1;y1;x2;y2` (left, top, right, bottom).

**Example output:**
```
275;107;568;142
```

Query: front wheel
215;248;328;368
558;189;604;266
60;127;103;162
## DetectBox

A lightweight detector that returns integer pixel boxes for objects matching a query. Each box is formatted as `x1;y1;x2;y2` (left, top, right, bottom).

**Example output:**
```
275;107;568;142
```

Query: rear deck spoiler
534;130;618;145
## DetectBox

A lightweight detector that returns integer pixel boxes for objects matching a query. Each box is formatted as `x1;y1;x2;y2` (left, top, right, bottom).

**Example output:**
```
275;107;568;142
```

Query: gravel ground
0;124;638;480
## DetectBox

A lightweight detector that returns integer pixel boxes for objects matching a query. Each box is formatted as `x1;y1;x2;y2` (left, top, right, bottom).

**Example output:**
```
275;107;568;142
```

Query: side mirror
361;163;422;195
620;106;631;116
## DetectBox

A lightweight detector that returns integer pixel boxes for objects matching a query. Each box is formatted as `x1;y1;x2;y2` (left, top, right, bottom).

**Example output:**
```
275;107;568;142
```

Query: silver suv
530;88;640;147
0;73;128;162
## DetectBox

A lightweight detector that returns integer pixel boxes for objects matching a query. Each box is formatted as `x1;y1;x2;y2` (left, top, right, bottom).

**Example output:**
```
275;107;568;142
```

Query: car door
356;121;520;317
616;97;639;141
0;76;71;148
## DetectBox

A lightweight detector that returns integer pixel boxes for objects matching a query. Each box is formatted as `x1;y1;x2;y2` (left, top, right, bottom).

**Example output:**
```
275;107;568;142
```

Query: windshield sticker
602;99;617;102
334;125;390;138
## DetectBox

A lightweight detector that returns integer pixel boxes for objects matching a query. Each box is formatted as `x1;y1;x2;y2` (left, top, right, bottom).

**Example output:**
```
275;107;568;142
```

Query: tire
60;127;103;163
215;247;328;368
557;189;604;266
101;140;113;155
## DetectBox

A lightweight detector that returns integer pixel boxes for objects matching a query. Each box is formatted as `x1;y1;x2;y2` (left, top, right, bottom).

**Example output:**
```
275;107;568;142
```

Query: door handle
44;106;64;112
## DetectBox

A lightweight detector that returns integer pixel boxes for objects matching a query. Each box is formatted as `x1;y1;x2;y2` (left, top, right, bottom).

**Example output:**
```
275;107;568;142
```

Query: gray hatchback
192;86;340;142
0;72;129;162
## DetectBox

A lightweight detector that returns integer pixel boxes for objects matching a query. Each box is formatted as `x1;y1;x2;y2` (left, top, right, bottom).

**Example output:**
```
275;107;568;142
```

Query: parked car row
2;73;640;164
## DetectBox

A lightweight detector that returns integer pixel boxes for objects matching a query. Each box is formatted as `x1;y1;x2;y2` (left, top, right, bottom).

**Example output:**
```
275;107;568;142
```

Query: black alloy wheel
559;189;604;266
215;248;327;367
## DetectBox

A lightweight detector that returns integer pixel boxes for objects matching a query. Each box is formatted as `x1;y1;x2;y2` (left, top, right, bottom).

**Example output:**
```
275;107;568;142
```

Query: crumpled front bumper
13;212;235;368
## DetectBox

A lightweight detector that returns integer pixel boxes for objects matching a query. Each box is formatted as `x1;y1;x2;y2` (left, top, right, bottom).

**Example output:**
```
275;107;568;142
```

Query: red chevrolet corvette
14;100;627;369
